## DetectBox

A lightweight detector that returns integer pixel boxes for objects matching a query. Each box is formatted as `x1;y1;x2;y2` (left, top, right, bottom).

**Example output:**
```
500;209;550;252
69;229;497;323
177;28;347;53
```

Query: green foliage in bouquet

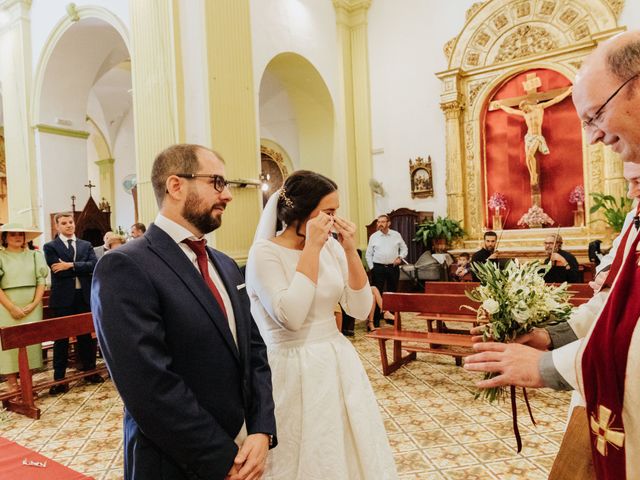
589;193;633;233
466;260;573;402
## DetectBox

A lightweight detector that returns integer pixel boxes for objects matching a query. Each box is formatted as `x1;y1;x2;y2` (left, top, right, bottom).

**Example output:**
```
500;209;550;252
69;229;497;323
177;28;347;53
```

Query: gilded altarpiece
436;0;626;255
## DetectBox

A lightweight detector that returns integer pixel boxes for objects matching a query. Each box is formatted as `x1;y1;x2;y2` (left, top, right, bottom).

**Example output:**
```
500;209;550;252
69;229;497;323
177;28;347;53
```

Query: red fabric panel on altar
0;436;92;479
483;69;583;229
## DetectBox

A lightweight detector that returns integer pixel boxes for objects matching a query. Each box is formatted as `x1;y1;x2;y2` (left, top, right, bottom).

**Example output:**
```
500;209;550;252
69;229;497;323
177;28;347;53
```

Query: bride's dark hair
277;170;338;237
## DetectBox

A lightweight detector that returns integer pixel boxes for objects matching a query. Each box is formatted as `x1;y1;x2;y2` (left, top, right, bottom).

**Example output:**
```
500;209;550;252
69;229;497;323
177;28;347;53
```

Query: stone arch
258;52;335;179
32;6;134;237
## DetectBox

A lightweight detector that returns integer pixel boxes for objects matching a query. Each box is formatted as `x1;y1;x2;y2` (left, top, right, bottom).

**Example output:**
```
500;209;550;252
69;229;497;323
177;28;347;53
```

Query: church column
333;0;374;244
440;99;466;226
202;0;260;261
0;0;39;228
95;158;115;223
129;0;183;225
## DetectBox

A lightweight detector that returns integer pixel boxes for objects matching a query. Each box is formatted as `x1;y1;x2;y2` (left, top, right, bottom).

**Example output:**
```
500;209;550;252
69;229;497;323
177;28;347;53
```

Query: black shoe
342;330;355;337
85;373;105;384
49;384;69;395
385;319;395;325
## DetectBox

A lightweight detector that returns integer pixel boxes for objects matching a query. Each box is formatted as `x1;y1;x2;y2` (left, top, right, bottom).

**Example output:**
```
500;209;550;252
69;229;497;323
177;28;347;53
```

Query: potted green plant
589;193;633;233
414;216;465;253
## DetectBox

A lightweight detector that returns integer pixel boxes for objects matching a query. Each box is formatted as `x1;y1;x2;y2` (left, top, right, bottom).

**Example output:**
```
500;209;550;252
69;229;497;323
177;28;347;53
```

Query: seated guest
470;231;497;281
130;222;146;239
453;252;472;281
93;231;114;259
0;224;48;391
543;234;579;283
105;234;126;251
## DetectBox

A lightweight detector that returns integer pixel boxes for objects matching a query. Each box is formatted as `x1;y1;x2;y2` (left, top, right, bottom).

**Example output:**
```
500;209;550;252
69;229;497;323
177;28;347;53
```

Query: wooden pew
424;281;593;298
367;293;481;375
0;313;107;419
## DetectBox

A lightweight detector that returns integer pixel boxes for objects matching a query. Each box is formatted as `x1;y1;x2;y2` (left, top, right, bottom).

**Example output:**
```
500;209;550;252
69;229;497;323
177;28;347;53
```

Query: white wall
368;0;477;218
621;2;640;27
258;70;300;168
113;108;136;230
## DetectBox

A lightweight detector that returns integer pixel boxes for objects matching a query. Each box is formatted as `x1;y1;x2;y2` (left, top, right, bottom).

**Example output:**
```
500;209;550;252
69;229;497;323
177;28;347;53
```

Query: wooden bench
367;293;481;375
424;281;593;298
0;312;108;419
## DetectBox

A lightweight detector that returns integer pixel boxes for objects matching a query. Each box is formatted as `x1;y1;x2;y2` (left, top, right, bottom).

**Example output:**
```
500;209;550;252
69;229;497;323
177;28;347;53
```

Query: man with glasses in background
92;144;276;480
465;31;640;478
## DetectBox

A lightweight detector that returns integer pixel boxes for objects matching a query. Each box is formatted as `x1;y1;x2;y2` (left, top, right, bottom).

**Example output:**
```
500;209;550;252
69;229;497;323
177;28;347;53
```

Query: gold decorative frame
436;0;625;244
410;156;434;198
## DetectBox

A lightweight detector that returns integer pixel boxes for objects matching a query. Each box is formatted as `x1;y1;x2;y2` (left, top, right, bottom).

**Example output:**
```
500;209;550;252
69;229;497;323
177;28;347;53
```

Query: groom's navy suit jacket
91;224;276;480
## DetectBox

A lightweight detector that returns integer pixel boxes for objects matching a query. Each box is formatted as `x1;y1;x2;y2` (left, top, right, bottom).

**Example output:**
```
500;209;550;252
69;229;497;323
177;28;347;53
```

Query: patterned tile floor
0;316;570;479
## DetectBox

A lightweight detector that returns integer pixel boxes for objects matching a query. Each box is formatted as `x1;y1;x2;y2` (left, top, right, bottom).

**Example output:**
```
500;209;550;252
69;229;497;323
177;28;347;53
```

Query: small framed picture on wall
409;156;434;198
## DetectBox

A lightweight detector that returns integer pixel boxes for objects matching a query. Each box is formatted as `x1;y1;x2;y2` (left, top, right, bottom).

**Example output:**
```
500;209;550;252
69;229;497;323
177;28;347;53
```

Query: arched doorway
258;53;335;181
33;12;134;238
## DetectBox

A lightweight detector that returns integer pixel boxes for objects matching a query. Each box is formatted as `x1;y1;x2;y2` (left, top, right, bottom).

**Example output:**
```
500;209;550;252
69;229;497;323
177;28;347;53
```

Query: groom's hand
228;433;270;480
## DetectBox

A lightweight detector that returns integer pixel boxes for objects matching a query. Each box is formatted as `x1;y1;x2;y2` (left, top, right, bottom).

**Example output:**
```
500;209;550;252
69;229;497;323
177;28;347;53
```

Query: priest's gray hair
607;38;640;85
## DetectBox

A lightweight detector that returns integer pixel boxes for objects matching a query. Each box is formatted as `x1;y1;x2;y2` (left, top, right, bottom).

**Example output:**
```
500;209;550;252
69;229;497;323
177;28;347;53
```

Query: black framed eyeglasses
175;174;229;192
582;72;640;130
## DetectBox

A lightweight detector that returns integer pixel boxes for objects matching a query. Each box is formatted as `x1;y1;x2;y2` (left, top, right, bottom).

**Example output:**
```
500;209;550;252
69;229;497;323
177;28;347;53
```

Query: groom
92;144;276;479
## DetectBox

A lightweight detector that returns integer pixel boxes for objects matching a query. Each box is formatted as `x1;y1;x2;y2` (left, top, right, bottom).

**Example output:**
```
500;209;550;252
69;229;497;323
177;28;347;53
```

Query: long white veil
252;190;281;244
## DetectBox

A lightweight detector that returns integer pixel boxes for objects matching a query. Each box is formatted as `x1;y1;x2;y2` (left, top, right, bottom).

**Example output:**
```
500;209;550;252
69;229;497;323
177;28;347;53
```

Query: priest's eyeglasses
176;174;229;192
582;72;640;130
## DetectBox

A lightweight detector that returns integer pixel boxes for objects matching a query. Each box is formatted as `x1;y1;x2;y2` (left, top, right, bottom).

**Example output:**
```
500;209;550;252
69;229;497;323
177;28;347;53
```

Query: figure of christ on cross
490;73;573;200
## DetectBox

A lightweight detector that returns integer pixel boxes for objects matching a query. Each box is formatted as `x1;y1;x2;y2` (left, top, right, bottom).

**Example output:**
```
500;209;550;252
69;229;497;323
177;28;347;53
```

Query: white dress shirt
58;233;81;289
365;229;408;269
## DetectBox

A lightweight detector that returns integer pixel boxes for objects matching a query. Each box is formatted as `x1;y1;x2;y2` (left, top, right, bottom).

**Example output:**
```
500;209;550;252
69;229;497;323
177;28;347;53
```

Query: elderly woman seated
105;234;126;252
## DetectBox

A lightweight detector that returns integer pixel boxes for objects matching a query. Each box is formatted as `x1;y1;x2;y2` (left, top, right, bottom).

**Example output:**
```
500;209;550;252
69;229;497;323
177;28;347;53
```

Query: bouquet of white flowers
466;259;573;401
465;259;574;451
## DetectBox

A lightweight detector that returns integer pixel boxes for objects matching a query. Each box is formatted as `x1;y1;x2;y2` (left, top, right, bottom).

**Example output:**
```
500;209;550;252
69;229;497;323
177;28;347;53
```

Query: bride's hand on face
333;216;357;253
305;212;332;249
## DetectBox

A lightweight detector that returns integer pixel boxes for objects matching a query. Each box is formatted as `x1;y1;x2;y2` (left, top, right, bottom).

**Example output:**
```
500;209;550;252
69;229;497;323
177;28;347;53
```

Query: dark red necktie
183;239;228;318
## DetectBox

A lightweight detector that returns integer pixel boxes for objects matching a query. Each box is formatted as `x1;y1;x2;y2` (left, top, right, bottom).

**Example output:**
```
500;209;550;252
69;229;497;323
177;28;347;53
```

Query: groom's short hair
151;144;225;207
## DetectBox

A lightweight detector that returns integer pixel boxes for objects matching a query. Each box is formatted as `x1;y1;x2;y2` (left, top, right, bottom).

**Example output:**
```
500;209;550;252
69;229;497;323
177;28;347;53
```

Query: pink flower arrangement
569;185;585;204
517;205;555;228
488;192;508;211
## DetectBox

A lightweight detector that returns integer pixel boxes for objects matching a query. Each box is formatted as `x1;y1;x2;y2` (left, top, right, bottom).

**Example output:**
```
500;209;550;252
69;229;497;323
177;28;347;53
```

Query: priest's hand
464;342;545;388
227;433;269;480
589;270;608;293
469;326;551;350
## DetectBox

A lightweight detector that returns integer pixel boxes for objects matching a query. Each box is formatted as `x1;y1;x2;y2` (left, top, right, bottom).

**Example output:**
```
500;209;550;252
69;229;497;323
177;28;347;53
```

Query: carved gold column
95;158;115;223
440;99;466;228
129;0;182;225
0;0;39;228
333;0;374;245
203;0;259;261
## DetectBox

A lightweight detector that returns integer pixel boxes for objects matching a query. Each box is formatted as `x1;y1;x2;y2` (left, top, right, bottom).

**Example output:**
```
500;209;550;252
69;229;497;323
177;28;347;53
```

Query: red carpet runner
0;436;93;479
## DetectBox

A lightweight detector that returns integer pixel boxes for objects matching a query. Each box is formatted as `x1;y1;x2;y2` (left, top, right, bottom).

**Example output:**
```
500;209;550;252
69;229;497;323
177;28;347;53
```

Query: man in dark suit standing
43;213;101;395
92;144;276;480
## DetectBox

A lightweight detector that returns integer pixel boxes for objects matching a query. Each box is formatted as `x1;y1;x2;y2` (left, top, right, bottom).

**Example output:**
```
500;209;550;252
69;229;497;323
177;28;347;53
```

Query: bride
245;170;397;480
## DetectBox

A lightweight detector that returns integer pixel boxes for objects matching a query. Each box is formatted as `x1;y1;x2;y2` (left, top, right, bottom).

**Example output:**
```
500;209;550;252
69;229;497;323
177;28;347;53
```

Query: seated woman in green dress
0;224;48;391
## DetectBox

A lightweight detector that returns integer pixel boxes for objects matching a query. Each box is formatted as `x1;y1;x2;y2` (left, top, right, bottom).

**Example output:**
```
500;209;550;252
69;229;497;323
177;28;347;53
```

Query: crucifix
489;73;573;206
84;180;96;198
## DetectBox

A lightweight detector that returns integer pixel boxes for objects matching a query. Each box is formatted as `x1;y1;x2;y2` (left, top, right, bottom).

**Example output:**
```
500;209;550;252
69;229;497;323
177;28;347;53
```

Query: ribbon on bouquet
510;385;537;453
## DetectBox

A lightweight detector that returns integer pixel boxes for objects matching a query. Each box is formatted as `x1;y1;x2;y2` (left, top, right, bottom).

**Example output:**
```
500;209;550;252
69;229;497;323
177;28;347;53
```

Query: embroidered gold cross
590;405;625;456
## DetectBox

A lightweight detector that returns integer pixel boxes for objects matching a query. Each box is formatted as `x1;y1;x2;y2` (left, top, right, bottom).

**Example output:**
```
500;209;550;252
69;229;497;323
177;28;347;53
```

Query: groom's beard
182;191;225;234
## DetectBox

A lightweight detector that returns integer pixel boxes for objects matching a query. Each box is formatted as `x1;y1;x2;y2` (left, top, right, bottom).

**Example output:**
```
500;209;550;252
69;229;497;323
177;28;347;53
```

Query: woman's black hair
277;170;338;237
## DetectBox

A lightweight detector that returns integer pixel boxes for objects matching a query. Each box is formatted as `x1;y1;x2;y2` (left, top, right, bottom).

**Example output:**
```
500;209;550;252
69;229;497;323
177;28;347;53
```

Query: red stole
582;220;640;479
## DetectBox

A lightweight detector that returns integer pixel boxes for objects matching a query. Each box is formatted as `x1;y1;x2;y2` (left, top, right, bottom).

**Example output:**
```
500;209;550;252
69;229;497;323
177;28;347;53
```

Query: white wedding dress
246;237;397;480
